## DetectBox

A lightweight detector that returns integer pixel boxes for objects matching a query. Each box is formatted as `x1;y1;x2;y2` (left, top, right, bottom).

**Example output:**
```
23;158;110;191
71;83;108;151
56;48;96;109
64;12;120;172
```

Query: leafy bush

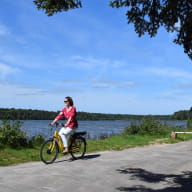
123;116;179;136
29;135;45;146
0;119;46;149
0;120;28;148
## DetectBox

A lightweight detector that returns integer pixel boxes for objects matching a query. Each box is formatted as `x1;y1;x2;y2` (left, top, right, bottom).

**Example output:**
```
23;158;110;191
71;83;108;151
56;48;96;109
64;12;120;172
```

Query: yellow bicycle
40;123;87;164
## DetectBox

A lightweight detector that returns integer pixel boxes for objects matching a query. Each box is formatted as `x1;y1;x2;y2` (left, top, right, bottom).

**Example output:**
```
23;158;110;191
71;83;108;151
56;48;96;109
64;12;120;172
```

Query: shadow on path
116;167;192;192
82;154;101;160
54;154;101;164
54;158;70;164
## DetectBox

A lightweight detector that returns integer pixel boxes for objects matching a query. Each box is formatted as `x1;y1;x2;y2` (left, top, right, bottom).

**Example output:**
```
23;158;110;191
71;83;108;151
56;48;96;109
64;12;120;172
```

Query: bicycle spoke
40;139;59;164
70;137;86;159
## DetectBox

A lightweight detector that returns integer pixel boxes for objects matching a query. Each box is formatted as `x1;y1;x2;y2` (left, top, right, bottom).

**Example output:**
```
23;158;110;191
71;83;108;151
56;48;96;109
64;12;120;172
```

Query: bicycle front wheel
40;139;59;164
70;136;86;160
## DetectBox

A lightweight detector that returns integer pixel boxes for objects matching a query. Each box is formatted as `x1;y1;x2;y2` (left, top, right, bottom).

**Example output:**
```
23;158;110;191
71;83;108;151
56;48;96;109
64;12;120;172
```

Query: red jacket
56;106;78;129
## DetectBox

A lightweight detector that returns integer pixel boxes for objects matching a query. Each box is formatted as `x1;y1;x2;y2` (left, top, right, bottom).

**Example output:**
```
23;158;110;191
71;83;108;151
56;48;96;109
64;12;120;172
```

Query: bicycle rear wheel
40;139;59;164
70;136;86;160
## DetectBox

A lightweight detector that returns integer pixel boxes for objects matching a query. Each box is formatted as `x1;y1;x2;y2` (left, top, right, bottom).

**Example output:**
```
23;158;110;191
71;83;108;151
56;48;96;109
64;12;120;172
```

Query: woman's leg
59;127;75;148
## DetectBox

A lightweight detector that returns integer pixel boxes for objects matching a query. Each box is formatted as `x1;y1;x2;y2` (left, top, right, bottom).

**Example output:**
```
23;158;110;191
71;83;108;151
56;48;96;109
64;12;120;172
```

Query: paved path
1;141;192;192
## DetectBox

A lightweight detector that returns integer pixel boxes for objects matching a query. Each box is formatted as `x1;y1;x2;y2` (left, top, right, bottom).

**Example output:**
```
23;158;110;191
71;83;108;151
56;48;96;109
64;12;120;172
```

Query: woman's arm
51;118;58;125
51;110;64;125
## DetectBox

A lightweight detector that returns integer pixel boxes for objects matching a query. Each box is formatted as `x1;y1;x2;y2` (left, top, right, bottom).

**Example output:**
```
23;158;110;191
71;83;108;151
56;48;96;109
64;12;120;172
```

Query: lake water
18;120;187;139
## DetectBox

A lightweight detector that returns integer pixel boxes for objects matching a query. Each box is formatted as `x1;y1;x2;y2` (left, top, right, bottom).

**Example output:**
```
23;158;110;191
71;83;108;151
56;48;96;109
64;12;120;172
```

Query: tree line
1;107;191;121
0;108;172;121
172;107;192;120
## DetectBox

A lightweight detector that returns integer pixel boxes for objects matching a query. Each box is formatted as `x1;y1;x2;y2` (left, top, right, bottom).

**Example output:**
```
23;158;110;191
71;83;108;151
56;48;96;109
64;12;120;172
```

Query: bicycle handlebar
48;122;65;127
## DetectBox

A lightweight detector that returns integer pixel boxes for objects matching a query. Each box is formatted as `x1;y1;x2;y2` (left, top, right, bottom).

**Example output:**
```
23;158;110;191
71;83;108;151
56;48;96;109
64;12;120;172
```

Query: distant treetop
33;0;82;16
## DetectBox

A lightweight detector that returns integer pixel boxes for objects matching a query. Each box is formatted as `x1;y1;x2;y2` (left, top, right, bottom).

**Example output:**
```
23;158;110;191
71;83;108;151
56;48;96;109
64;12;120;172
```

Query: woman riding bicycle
51;96;78;154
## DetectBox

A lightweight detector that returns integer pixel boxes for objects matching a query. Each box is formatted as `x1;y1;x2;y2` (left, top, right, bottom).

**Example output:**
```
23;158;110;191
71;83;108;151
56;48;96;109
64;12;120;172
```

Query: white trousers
59;127;76;147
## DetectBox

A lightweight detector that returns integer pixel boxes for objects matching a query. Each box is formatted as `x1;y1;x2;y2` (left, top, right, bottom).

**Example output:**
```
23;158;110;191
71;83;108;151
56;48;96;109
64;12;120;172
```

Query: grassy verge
1;134;192;166
87;134;192;152
0;146;40;166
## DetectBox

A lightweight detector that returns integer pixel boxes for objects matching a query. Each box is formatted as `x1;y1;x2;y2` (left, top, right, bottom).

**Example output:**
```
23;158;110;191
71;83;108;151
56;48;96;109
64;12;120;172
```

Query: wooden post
171;132;177;139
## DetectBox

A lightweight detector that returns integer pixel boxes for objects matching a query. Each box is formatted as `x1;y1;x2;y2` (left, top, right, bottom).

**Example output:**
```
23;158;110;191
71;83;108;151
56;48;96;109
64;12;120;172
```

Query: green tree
187;115;191;129
34;0;192;60
33;0;82;16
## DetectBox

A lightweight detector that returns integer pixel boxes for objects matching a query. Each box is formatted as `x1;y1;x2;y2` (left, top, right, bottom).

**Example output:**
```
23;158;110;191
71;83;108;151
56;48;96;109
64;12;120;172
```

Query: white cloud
0;81;191;115
0;24;10;36
0;83;46;97
0;81;135;112
175;84;192;89
145;67;192;79
59;76;137;90
0;63;19;79
0;50;52;69
67;56;126;71
155;88;192;102
0;82;64;110
75;90;191;115
91;77;136;89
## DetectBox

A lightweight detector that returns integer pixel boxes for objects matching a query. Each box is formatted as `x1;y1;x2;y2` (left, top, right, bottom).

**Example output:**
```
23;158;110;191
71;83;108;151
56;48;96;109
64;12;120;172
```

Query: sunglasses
64;100;68;103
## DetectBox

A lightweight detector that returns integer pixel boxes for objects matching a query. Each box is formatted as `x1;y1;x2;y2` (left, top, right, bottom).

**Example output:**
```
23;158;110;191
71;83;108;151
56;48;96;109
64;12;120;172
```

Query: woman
51;96;78;154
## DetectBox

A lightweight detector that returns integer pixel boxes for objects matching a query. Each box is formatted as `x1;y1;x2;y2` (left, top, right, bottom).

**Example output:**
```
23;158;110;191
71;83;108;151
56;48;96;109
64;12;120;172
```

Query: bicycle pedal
47;150;51;154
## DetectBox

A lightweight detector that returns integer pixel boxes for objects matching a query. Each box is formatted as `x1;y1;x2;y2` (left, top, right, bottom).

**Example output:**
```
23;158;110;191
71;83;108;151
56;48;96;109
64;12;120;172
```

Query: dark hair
65;96;74;106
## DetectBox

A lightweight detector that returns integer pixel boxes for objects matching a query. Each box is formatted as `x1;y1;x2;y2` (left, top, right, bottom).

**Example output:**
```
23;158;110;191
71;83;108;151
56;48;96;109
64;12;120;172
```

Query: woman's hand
51;119;57;126
50;122;55;126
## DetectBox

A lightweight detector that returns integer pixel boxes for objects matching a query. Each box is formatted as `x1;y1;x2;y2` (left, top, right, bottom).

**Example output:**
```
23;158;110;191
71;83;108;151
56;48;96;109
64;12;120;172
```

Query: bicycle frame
53;130;65;151
50;129;75;152
48;124;83;153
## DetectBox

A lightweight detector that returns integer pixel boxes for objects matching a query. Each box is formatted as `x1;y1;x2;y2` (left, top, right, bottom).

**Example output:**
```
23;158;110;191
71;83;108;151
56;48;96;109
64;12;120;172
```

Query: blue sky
0;0;192;115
